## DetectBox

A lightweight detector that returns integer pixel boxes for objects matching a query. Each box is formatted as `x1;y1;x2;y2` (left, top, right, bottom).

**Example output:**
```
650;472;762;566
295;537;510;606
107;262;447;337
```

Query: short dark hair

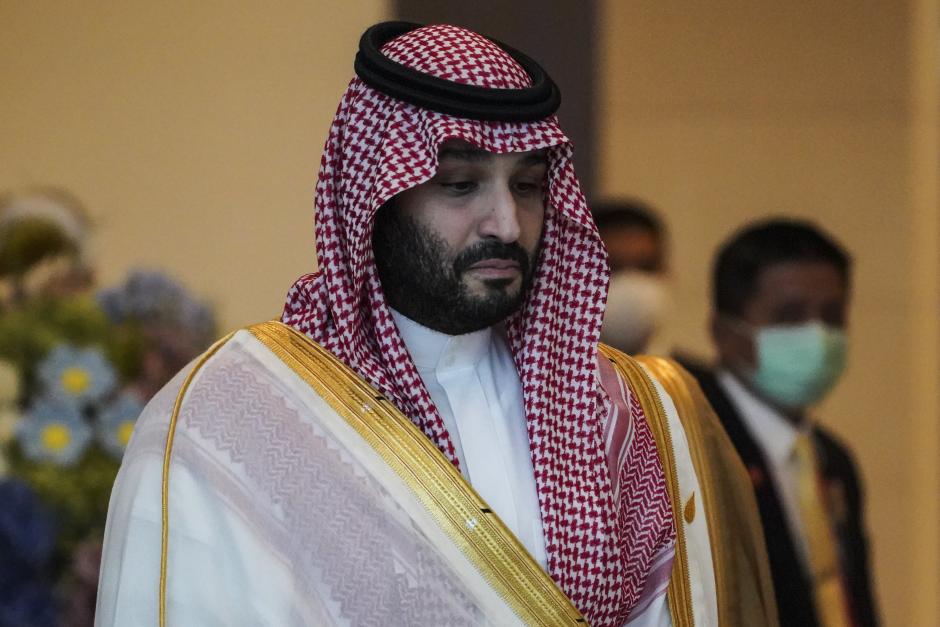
713;218;852;316
591;198;664;238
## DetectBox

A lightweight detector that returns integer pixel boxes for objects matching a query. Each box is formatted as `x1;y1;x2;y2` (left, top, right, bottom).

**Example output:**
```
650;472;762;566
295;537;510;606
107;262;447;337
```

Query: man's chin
430;280;527;332
465;276;521;299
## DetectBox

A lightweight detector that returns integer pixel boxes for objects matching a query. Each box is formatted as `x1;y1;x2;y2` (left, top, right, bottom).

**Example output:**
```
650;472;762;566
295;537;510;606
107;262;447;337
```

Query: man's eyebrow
438;144;489;162
520;150;549;166
436;144;550;165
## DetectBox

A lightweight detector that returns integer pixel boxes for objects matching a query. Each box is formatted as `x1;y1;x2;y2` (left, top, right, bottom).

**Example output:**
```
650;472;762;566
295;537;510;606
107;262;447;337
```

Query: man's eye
442;181;477;194
513;180;541;194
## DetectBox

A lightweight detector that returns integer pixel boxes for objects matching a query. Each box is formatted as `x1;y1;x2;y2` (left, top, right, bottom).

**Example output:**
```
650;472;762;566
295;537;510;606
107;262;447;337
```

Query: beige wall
908;2;940;625
598;1;939;625
1;0;387;330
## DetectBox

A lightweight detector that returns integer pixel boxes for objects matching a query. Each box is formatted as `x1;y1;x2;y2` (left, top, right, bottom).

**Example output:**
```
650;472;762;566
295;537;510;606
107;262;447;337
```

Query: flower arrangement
0;189;216;627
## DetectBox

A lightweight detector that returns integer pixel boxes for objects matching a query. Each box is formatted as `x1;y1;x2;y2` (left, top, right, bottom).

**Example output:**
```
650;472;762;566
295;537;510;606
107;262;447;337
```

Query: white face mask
600;271;669;354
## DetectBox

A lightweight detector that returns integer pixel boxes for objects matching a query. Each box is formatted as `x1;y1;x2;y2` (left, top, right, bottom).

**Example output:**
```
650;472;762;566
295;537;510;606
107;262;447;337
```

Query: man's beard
373;209;538;335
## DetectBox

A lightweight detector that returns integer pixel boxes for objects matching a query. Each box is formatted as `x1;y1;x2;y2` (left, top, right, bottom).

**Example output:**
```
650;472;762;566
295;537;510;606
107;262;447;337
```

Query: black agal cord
354;21;561;122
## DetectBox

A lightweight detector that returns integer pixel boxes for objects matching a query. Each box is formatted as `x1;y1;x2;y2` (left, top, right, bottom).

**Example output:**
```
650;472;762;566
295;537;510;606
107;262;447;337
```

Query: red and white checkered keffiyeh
283;24;673;626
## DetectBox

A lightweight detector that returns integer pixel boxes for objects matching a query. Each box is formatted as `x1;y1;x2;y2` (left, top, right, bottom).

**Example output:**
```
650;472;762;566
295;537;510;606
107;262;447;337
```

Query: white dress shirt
716;370;813;568
391;309;548;569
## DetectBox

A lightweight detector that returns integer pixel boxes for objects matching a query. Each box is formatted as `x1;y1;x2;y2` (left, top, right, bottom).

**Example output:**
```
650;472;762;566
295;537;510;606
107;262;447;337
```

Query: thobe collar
390;308;495;372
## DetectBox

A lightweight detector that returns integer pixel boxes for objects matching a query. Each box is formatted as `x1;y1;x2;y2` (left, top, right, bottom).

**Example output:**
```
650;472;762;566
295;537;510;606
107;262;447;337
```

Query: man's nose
478;186;522;243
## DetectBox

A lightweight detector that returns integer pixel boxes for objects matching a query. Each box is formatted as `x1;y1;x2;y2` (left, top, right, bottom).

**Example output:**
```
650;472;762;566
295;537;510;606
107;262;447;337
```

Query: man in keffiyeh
97;23;778;627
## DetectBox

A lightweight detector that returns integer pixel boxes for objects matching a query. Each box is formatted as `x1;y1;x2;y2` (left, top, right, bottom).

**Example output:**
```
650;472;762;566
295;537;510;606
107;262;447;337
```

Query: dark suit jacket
682;362;879;627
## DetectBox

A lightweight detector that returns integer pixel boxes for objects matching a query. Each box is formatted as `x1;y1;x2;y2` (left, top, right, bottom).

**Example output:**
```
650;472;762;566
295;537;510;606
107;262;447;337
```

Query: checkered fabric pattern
283;24;673;625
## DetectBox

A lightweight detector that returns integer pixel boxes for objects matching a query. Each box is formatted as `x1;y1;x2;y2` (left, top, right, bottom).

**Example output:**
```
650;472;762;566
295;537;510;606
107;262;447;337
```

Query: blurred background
2;1;937;625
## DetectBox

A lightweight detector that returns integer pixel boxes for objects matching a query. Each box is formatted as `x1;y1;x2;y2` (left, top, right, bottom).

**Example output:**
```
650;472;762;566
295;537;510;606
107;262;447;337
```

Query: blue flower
0;479;57;627
37;345;116;408
0;578;57;627
178;297;215;341
0;478;56;567
97;270;215;342
17;400;92;466
96;391;144;460
97;271;180;323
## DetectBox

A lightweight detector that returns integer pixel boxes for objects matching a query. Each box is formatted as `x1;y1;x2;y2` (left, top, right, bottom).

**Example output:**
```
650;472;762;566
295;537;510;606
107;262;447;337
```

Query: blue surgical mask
746;321;848;409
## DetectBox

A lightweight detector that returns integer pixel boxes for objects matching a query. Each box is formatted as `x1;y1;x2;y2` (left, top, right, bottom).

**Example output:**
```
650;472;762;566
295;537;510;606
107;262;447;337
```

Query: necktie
793;432;852;627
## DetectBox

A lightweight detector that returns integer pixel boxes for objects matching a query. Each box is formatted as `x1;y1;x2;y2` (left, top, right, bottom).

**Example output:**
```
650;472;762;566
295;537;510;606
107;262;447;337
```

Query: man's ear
712;313;756;370
710;314;728;362
709;313;729;345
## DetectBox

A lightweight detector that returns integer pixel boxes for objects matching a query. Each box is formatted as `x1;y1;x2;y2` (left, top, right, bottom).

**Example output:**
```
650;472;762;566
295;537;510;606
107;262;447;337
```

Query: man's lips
469;259;519;270
467;259;521;278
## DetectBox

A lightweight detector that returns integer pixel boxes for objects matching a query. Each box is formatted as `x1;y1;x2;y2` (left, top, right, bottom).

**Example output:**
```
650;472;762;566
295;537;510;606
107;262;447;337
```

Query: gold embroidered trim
636;356;725;624
598;345;694;627
249;321;585;626
637;355;781;627
684;493;696;524
160;331;236;627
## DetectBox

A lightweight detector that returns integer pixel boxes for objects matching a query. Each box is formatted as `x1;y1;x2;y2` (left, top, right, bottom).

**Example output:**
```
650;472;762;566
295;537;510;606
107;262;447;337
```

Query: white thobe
391;310;548;569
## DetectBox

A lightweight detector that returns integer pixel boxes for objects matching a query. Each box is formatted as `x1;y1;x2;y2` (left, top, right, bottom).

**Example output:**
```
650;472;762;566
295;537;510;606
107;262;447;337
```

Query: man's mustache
453;240;531;277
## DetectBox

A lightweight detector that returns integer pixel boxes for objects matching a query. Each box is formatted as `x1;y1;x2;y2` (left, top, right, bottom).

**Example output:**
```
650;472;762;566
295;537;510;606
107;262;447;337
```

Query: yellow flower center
61;367;91;395
117;420;135;446
41;423;72;452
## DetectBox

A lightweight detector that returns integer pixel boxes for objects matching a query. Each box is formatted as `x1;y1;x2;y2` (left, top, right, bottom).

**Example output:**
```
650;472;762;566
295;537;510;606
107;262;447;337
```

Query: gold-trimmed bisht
159;321;585;626
600;347;780;627
160;331;236;627
635;355;779;627
598;345;695;627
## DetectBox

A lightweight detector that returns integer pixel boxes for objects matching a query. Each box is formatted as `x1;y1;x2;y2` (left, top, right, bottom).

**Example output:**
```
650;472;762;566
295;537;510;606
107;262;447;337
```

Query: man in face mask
684;218;879;627
595;199;671;354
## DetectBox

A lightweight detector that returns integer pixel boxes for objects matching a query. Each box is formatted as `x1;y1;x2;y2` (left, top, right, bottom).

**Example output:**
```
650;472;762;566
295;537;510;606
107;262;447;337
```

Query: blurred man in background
595;199;670;354
683;218;879;627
